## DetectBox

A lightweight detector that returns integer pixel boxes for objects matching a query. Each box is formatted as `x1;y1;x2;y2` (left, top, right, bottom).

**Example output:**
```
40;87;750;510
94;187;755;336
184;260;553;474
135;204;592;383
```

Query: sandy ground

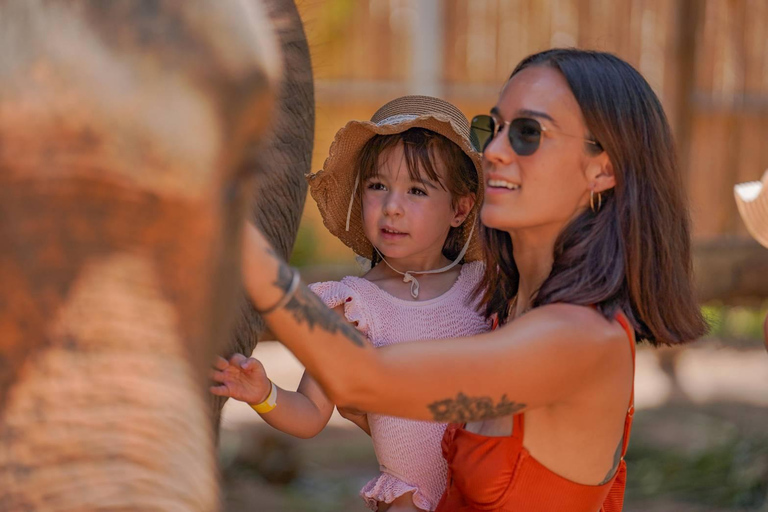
219;340;768;511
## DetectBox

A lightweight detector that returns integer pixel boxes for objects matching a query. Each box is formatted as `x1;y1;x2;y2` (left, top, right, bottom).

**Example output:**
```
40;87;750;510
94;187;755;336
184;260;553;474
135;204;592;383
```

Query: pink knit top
309;261;490;511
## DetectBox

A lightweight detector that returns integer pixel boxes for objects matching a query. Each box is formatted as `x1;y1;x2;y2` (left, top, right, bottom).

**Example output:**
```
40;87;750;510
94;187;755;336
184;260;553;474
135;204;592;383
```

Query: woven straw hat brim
307;113;485;261
735;177;768;248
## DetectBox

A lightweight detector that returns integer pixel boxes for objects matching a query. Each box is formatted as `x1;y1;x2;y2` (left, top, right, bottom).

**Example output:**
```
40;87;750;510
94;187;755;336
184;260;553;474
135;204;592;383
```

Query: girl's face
480;66;612;235
361;142;470;264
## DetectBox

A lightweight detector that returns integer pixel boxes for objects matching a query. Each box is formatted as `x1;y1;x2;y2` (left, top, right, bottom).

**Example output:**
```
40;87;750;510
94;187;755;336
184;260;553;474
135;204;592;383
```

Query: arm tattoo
284;285;367;347
265;250;366;348
428;392;526;423
598;436;624;485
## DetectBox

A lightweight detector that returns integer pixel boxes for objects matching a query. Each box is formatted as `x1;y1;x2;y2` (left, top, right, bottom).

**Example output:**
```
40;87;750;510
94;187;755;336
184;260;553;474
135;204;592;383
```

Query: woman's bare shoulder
502;303;630;361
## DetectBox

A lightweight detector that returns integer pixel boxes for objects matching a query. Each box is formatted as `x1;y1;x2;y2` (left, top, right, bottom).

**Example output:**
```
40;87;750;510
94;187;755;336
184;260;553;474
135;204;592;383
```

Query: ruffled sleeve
308;280;370;338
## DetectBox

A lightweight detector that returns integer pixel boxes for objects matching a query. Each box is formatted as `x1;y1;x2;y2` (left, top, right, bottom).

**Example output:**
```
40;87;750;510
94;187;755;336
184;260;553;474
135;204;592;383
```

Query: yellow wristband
250;380;277;414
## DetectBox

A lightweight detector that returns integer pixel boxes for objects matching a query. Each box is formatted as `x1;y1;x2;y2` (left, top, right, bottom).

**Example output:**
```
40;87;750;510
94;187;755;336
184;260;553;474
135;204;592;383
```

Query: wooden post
673;0;701;186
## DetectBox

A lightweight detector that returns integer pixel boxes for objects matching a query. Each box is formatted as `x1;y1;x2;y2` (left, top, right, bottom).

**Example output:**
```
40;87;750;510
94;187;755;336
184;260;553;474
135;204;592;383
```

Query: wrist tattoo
264;250;366;348
272;251;294;293
428;392;526;423
255;247;300;315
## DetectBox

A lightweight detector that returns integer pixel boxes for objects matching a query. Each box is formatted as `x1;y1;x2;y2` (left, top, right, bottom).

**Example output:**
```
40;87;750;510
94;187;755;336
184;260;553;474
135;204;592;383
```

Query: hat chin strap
346;172;360;232
345;171;476;299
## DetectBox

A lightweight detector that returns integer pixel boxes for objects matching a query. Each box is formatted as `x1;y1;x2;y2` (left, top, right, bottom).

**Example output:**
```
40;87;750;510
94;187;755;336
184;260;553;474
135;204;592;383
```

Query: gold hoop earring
590;190;603;213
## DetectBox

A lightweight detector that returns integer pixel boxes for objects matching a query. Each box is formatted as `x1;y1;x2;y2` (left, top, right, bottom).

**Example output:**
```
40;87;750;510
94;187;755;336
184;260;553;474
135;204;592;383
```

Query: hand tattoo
428;392;526;423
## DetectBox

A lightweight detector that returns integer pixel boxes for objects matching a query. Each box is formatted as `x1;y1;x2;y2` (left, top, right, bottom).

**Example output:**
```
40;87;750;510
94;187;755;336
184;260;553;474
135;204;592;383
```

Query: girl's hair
355;128;478;265
476;48;707;346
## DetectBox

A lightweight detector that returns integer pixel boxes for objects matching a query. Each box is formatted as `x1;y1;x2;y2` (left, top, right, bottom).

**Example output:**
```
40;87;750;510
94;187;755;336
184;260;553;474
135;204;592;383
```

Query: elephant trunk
222;0;315;396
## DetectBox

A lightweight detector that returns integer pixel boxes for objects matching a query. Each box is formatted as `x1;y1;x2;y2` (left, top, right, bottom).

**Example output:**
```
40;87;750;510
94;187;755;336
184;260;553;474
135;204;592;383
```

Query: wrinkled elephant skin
222;0;314;408
0;1;309;510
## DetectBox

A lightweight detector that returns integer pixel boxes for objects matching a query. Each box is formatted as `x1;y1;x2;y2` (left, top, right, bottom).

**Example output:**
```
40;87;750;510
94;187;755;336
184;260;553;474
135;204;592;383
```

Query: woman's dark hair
356;127;479;265
476;48;707;346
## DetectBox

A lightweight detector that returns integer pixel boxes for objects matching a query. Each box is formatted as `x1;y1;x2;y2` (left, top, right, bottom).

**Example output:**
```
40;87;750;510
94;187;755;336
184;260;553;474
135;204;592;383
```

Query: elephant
0;0;313;510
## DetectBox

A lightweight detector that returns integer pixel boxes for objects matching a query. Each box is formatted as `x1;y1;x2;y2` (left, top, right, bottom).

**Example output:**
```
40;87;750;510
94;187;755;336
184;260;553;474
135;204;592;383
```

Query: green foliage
288;222;319;268
626;439;768;509
702;303;767;341
314;0;356;43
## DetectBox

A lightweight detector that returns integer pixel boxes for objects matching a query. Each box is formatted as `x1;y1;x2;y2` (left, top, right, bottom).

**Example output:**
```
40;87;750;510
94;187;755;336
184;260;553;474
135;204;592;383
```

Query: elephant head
0;0;312;509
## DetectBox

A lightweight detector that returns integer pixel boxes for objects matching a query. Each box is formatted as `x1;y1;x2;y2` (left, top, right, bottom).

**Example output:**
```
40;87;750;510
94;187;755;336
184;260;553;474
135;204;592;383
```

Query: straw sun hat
734;170;768;248
307;95;484;263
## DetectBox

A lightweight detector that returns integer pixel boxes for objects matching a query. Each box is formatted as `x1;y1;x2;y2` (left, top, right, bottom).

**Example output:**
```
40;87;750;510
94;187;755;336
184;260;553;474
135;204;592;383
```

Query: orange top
436;312;636;512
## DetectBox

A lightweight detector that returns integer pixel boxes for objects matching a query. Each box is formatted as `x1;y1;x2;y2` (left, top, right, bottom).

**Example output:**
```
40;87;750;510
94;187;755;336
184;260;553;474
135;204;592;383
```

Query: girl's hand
337;405;371;435
210;354;271;405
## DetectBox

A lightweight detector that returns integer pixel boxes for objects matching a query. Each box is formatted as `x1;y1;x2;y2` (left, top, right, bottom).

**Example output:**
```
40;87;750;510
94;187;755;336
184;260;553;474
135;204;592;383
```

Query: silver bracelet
257;266;301;315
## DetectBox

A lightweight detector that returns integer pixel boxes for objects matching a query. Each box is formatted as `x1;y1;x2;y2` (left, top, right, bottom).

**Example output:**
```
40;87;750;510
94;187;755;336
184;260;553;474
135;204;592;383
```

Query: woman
234;49;707;511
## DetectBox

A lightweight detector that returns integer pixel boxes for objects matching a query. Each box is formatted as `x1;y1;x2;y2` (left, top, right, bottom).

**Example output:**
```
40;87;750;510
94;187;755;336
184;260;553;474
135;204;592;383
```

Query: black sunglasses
470;115;602;155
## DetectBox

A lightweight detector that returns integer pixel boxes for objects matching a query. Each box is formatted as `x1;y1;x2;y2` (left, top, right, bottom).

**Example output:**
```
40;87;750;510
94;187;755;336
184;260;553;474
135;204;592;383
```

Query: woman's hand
210;354;271;405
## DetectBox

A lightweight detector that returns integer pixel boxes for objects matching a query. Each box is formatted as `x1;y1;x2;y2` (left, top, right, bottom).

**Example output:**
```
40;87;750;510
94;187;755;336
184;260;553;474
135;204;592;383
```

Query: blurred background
221;1;768;511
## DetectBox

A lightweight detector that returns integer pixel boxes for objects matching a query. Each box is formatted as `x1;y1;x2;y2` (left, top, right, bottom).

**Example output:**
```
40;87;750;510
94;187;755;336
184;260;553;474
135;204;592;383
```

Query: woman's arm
243;224;629;423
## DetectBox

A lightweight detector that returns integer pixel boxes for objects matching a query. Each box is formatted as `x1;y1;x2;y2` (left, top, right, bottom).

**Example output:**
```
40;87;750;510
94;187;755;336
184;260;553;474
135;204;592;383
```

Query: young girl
734;170;768;349
211;96;490;511
232;49;709;511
